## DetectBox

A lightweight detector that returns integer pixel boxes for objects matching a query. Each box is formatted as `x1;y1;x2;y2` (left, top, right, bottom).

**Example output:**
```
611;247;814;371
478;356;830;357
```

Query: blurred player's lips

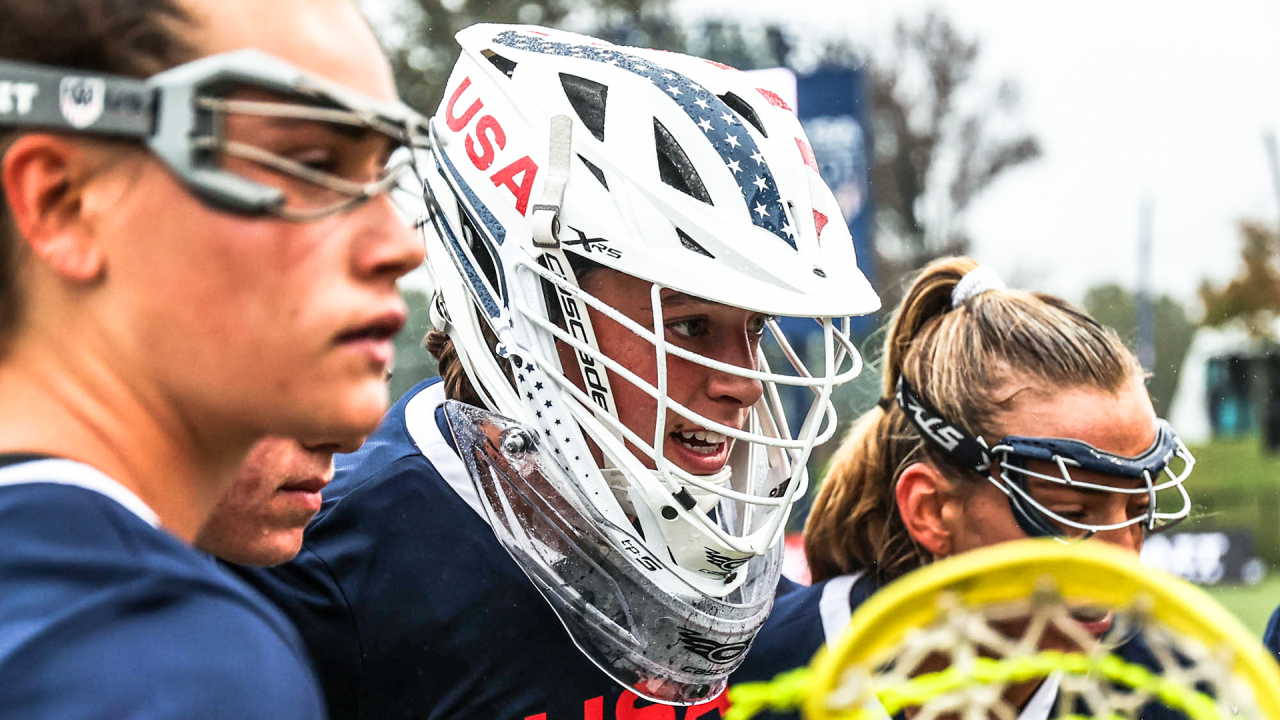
279;477;328;494
277;476;329;513
1069;606;1114;637
336;306;406;369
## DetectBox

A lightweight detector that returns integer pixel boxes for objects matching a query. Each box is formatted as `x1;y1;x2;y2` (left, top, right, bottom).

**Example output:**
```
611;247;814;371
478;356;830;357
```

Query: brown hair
425;331;484;406
804;256;1144;583
0;0;194;355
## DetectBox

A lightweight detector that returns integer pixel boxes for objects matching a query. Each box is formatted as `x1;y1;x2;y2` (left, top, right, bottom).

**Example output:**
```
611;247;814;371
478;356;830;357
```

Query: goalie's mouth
672;429;728;455
666;428;732;475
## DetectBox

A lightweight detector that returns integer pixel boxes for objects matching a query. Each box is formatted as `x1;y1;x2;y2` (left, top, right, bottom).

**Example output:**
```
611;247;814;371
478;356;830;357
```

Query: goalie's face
572;268;768;477
945;376;1158;559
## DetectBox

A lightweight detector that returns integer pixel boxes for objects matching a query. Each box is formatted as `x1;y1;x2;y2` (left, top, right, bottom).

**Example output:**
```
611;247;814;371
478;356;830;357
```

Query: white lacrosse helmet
422;24;879;704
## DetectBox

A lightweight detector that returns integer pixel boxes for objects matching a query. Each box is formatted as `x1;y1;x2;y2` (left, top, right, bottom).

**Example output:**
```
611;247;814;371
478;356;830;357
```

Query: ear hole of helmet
461;208;501;299
653;118;712;205
559;73;609;142
718;91;767;137
536;253;605;332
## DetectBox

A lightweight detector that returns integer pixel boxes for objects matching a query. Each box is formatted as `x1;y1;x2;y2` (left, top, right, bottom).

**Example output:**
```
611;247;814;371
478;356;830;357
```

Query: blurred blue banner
747;67;877;433
775;66;876;348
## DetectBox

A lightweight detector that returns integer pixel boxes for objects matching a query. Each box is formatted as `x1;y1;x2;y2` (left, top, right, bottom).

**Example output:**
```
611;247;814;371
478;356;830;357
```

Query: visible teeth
676;430;728;445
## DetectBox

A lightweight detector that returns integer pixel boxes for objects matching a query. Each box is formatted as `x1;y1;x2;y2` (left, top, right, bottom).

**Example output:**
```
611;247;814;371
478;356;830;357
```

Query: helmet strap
531;114;573;248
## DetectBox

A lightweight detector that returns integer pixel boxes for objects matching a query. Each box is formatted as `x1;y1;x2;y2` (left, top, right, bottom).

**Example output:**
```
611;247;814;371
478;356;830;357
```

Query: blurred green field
1204;576;1280;636
1186;437;1280;493
1183;437;1280;638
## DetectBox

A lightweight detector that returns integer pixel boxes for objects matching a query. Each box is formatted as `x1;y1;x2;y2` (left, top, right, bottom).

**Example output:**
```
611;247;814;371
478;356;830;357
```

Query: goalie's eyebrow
658;290;725;311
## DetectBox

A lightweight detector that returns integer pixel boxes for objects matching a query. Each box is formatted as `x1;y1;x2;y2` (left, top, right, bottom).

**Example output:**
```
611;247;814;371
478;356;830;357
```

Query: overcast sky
692;1;1280;308
375;1;1280;309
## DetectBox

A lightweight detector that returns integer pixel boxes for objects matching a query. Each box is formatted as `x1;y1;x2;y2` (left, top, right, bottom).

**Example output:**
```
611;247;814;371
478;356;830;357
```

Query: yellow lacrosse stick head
730;538;1280;720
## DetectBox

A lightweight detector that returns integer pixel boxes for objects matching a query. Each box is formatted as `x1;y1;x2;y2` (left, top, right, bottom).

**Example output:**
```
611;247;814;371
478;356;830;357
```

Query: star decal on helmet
492;30;795;249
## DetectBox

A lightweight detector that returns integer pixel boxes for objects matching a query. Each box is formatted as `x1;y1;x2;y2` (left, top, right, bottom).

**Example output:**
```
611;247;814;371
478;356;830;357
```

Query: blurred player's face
88;0;421;445
908;377;1158;710
196;437;345;566
568;269;767;477
942;376;1157;560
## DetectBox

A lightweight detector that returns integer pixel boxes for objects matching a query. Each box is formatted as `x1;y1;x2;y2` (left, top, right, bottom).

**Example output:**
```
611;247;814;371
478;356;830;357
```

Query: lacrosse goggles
0;48;430;221
896;376;1194;540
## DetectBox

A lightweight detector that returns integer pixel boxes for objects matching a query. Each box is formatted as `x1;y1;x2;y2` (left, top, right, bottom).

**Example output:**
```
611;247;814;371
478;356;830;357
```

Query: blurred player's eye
1049;507;1088;521
287;148;338;174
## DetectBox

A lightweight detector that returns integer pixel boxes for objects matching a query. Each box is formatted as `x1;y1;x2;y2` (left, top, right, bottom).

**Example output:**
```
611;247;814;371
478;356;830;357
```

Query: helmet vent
676;228;715;258
578;155;608;189
559;73;608;142
654;118;712;205
461;207;501;297
718;92;767;138
482;50;518;79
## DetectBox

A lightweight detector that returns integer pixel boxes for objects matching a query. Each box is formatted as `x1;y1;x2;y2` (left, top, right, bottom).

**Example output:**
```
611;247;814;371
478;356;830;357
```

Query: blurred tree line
1082;285;1193;418
1200;220;1280;340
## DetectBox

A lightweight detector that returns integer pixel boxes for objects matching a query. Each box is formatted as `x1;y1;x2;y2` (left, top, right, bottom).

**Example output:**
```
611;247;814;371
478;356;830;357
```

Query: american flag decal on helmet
492;30;796;249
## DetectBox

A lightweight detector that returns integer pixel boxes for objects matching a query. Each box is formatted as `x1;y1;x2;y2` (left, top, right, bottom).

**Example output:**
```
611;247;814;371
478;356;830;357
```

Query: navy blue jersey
1264;603;1280;663
732;571;1188;720
733;572;879;688
0;457;325;720
232;379;730;720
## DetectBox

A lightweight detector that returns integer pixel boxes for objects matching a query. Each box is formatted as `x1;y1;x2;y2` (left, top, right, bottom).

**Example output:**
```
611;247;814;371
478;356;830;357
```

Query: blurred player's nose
353;192;425;281
1092;514;1145;555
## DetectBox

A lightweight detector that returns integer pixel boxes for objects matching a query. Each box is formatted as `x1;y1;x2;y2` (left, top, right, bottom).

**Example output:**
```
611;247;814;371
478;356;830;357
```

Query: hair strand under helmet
420;24;879;704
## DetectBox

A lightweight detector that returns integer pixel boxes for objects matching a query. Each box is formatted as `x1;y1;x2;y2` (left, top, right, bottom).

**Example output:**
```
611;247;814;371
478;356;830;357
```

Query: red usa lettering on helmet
445;76;540;215
521;689;728;720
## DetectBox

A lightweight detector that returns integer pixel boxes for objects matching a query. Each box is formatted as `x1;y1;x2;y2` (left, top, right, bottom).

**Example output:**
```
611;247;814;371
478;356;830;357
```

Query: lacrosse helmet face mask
895;376;1195;542
0;49;430;222
423;24;879;704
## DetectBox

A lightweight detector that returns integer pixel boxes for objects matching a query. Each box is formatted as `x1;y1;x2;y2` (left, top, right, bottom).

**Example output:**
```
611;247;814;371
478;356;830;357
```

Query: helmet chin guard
445;401;780;705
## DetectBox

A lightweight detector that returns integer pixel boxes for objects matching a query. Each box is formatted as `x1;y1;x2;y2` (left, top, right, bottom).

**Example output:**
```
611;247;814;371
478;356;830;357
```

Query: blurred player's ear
3;135;106;283
895;462;953;559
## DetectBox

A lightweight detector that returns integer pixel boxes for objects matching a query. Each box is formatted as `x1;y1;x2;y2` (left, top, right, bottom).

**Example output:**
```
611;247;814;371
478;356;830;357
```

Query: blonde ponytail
805;257;1142;583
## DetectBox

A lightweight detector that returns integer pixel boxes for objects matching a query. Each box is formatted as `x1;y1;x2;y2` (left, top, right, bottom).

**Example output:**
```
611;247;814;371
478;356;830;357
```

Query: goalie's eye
666;317;708;339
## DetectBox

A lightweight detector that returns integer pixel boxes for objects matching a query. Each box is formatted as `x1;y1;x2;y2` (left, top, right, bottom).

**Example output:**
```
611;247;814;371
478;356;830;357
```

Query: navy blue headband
895;375;992;473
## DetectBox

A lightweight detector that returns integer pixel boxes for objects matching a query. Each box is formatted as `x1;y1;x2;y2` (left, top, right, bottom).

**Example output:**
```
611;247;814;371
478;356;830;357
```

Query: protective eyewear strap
895;375;992;473
0;60;154;138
